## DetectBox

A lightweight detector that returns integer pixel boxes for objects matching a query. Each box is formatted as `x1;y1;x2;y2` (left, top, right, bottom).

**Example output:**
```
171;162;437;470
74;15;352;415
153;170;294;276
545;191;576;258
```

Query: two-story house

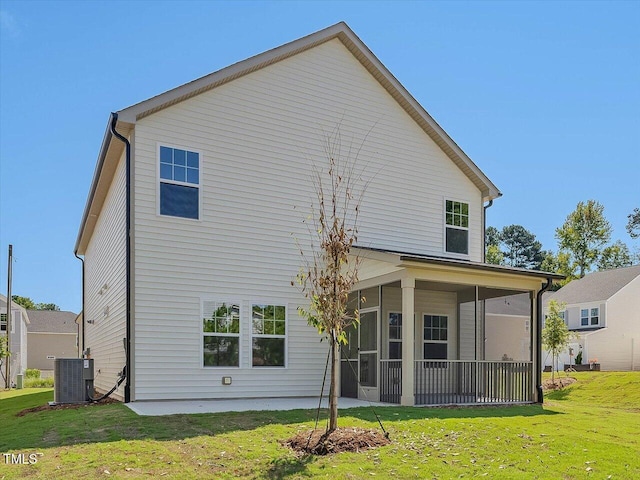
544;265;640;371
0;294;29;387
75;22;560;406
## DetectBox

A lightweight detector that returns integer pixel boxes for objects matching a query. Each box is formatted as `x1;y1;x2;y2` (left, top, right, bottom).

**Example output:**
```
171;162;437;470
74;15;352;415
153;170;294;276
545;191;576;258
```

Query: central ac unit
53;358;94;404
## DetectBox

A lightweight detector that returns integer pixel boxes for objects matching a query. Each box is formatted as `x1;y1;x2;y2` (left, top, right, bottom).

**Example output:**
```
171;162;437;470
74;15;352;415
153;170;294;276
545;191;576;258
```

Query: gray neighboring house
26;310;79;373
544;265;640;371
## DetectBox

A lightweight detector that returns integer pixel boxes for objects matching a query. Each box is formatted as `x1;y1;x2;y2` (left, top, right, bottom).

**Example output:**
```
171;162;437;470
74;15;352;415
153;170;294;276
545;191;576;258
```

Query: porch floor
126;396;385;416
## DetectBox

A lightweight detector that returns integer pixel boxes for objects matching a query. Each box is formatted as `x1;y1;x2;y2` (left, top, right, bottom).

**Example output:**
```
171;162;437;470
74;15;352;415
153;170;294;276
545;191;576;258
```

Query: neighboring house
75;22;561;405
26;310;79;373
485;293;532;362
543;265;640;371
0;295;29;386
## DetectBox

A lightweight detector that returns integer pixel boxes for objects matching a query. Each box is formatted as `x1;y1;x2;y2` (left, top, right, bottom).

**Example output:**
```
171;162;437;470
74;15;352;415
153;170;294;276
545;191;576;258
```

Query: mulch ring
284;427;390;455
16;396;120;417
543;376;577;391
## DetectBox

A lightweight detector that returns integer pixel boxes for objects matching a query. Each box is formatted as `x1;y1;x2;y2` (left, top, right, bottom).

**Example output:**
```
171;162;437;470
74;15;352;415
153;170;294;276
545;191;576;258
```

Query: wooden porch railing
379;360;534;405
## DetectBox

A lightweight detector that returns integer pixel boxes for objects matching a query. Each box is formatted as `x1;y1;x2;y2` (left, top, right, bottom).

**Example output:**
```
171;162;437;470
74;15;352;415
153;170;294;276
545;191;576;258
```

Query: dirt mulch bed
285;427;390;455
16;396;120;417
543;377;577;391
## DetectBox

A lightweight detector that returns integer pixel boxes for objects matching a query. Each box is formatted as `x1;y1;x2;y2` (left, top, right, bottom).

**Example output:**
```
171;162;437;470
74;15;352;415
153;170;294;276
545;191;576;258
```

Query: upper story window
580;307;599;326
159;145;200;219
203;301;240;367
445;200;469;255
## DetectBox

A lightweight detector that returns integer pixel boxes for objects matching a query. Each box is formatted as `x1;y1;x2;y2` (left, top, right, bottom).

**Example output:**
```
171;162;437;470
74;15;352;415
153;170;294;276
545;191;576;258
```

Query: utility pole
5;245;12;389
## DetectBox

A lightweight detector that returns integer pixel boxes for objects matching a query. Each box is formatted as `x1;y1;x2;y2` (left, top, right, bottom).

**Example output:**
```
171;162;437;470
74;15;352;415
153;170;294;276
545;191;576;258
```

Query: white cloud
0;10;21;38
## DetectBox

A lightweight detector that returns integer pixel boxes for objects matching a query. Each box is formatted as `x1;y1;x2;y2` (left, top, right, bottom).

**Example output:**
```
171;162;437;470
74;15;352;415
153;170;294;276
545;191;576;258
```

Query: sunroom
340;248;562;406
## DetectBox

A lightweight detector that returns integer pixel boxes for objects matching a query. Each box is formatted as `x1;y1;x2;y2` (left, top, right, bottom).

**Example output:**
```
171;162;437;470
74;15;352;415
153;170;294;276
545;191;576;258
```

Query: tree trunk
328;335;339;432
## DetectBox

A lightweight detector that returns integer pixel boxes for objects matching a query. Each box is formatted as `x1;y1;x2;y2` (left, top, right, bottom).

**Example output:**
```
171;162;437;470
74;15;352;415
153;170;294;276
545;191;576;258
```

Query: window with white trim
0;313;6;331
159;145;200;219
423;314;448;359
445;200;469;255
580;307;599;326
203;301;240;367
251;304;286;367
388;312;402;359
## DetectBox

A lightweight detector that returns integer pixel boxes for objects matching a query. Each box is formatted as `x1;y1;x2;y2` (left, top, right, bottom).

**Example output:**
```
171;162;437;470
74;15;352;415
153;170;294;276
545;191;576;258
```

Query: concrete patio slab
126;396;387;416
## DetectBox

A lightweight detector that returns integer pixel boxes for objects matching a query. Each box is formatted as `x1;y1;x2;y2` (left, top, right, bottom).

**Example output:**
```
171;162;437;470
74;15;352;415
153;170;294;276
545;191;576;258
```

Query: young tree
597;240;633;270
626;207;640;239
555;200;612;278
542;299;571;384
295;128;368;433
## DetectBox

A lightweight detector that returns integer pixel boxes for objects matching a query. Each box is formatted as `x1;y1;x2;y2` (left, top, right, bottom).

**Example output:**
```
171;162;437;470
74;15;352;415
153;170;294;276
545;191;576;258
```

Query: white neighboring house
544;265;640;371
0;294;29;386
75;22;561;405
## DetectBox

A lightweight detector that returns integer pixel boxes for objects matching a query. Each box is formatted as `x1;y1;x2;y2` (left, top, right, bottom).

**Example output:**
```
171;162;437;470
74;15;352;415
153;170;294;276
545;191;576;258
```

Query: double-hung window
251;304;286;367
159;145;200;219
580;307;599;326
388;312;402;359
445;200;469;255
203;301;240;367
0;313;6;331
423;314;448;360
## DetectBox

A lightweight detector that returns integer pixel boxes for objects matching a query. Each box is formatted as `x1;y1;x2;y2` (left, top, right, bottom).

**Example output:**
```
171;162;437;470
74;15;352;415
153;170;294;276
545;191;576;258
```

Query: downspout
73;252;85;355
109;112;132;403
482;200;493;263
535;278;553;403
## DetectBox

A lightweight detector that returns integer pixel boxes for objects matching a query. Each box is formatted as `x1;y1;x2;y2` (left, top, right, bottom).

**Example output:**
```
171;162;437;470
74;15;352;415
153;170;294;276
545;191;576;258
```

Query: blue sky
0;1;638;313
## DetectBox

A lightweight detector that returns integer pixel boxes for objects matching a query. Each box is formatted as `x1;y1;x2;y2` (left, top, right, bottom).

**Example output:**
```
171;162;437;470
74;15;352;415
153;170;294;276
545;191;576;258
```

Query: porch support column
401;276;415;406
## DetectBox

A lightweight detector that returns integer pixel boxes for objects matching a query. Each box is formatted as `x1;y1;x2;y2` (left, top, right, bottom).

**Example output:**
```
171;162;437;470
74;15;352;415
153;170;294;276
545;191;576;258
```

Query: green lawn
0;372;639;479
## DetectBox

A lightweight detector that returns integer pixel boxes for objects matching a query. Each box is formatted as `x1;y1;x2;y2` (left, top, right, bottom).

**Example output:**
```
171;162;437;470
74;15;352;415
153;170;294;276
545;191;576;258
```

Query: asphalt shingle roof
26;310;78;334
546;264;640;305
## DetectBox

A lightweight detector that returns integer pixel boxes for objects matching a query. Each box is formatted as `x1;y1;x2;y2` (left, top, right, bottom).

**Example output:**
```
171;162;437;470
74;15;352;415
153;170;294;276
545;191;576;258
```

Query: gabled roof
25;310;78;334
75;22;502;254
0;294;30;324
546;264;640;305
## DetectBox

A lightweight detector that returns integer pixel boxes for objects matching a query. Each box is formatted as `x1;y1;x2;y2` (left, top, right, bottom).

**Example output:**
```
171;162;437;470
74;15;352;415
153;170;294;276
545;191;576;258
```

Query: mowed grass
0;372;639;479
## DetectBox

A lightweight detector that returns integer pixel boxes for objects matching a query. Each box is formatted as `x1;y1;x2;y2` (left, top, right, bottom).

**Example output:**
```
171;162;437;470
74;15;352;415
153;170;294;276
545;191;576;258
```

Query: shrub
575;351;583;365
25;368;41;379
24;377;54;388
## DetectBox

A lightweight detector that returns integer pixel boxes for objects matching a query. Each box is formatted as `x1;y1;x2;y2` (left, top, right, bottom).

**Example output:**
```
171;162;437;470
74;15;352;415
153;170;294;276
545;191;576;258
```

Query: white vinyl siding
130;39;483;400
84;154;127;400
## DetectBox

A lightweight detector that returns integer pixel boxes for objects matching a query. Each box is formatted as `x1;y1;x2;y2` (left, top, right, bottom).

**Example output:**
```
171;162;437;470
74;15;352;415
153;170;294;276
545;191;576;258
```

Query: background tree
597;240;633;270
10;296;60;311
542;299;572;384
540;250;577;290
500;224;544;269
295;128;368;433
485;244;504;265
11;296;35;310
626;207;640;239
555;200;612;278
35;303;61;311
485;224;543;269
